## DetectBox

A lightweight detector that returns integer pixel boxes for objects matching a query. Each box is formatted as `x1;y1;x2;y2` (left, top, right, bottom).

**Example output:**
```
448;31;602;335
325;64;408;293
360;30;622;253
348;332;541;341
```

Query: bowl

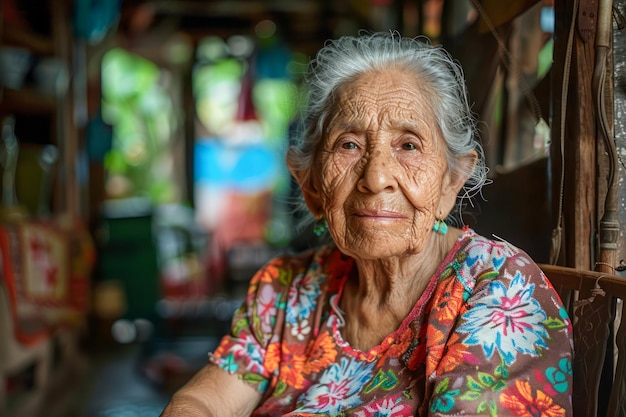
0;47;33;90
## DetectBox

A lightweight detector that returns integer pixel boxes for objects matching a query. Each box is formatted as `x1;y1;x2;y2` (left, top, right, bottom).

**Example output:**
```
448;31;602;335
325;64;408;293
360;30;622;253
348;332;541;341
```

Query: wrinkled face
311;68;461;260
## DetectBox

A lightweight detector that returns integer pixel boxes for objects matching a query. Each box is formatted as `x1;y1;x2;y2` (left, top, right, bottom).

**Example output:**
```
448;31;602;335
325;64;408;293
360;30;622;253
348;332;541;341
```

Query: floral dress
210;229;573;416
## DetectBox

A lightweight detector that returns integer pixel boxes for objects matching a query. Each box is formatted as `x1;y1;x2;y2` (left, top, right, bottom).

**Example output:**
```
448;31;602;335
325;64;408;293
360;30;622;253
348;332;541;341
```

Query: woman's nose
356;149;399;194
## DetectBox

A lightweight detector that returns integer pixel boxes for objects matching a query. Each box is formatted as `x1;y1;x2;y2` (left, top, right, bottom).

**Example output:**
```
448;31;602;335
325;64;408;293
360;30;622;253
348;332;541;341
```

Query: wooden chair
539;264;626;417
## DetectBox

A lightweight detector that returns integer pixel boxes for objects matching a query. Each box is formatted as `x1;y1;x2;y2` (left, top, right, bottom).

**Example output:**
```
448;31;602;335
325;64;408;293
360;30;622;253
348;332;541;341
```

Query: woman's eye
401;142;417;151
341;141;358;150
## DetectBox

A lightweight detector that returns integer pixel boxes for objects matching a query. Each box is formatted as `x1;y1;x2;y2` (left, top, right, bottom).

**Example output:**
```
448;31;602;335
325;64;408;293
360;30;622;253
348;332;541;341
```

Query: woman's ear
449;151;478;194
287;159;324;218
438;151;478;215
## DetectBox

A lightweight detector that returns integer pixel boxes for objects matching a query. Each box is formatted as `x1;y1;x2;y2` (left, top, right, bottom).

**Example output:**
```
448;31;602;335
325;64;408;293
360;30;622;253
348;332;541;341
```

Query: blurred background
1;0;624;416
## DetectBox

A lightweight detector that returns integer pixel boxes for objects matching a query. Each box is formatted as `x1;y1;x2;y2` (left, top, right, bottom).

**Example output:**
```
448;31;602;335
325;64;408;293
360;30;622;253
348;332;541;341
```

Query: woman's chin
335;234;427;261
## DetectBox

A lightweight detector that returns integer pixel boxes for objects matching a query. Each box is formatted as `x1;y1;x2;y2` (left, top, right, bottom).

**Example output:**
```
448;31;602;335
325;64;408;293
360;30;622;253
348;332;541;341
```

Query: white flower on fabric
464;237;518;270
296;357;375;414
458;270;549;365
290;319;311;341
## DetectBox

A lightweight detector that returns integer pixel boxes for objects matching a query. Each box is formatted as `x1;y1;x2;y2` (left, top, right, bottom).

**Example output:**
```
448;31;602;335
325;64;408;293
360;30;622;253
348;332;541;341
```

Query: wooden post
551;0;598;270
615;0;626;275
594;0;618;275
50;0;79;219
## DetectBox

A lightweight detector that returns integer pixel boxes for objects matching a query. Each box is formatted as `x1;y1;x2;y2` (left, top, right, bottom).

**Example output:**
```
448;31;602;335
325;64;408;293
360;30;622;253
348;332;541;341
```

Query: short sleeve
425;244;573;416
210;254;310;393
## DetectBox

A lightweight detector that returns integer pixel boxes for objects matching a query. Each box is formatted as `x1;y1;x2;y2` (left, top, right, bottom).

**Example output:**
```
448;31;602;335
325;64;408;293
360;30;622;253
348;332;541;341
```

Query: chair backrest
539;264;626;417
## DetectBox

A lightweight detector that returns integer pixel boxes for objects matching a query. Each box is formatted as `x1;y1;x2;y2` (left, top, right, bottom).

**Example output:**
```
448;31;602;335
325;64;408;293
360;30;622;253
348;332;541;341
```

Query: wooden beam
550;0;598;269
50;0;80;218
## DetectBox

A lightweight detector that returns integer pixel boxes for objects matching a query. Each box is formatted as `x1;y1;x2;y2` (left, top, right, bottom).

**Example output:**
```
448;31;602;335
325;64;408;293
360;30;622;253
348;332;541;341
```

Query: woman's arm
162;253;312;416
160;364;262;417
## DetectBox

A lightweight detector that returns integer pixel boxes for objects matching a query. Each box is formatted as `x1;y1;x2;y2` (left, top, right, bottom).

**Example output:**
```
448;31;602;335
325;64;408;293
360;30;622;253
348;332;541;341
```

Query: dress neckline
327;228;475;361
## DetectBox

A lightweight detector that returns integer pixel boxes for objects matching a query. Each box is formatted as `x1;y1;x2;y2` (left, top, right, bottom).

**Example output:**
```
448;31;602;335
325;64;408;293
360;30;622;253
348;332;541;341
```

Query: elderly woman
161;32;573;416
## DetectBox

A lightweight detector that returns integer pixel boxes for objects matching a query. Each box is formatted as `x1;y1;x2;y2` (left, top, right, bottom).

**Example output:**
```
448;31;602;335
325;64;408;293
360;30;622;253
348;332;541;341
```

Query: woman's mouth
352;209;407;219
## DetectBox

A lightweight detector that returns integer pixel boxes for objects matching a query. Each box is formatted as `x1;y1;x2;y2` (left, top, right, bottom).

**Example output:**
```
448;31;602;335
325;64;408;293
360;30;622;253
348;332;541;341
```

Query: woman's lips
352;209;407;219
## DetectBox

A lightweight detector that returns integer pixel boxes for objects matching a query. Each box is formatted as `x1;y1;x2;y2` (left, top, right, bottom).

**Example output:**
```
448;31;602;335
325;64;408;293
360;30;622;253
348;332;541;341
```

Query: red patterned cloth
0;220;95;343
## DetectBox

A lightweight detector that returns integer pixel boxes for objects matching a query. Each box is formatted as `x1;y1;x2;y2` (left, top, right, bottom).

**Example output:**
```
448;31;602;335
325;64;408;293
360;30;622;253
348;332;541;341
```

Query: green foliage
101;48;177;203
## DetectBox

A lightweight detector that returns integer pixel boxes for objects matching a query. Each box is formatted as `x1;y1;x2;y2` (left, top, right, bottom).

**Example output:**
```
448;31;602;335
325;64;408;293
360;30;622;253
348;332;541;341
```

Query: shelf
0;87;56;115
2;24;55;56
1;0;81;218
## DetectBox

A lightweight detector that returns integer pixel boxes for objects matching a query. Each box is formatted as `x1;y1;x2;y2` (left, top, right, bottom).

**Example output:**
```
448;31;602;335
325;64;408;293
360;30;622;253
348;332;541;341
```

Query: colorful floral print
287;271;324;324
279;341;309;389
458;270;549;365
258;285;278;335
296;357;375;414
304;331;337;374
210;230;573;416
352;393;414;416
499;380;566;417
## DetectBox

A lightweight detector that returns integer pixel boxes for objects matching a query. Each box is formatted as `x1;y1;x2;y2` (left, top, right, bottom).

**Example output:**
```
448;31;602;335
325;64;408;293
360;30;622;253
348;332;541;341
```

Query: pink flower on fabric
352;395;413;417
258;285;278;334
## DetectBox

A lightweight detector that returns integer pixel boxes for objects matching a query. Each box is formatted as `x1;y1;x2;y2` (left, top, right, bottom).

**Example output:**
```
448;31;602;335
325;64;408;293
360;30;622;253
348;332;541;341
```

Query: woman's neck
338;228;462;351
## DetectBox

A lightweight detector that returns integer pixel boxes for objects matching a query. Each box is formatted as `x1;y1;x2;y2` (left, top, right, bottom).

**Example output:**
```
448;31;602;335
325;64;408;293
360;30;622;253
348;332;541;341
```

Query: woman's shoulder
457;229;539;275
445;229;554;299
455;230;557;301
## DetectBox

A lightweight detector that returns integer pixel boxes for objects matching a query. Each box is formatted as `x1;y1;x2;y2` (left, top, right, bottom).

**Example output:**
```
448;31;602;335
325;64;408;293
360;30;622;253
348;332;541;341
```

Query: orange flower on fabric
279;342;308;389
216;335;233;352
378;328;412;366
264;342;281;374
257;262;281;284
430;276;465;326
304;331;337;374
500;380;566;417
428;332;477;375
425;326;445;376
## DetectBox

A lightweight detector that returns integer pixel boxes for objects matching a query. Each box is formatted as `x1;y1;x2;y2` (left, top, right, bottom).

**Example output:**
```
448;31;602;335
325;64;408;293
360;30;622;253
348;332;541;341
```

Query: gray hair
286;31;487;229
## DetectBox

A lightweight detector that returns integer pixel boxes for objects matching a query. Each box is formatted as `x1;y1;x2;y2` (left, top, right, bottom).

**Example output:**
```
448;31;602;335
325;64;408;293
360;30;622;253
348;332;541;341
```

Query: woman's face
309;68;462;260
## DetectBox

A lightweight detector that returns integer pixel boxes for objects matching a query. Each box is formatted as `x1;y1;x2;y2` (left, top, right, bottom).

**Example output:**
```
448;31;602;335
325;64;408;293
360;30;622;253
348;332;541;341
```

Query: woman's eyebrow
327;117;363;133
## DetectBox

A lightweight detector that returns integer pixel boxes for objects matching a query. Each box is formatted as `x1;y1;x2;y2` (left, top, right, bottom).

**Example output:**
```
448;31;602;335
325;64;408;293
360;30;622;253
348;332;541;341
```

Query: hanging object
73;0;121;44
235;68;258;123
228;53;263;145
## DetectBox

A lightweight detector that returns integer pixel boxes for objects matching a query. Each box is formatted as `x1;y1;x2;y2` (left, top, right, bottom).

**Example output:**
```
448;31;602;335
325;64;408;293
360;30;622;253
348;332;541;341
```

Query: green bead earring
433;218;448;235
313;217;328;236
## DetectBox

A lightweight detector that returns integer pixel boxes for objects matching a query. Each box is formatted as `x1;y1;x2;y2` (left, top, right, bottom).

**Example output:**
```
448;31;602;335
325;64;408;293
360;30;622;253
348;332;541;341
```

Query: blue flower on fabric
221;353;239;373
296;357;374;414
458;271;549;365
430;378;460;413
286;272;323;324
464;237;517;271
229;332;266;373
546;357;572;393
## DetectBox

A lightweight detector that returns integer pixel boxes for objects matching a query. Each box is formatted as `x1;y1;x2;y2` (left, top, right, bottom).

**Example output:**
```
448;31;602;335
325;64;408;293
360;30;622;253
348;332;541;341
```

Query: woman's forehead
330;69;437;128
